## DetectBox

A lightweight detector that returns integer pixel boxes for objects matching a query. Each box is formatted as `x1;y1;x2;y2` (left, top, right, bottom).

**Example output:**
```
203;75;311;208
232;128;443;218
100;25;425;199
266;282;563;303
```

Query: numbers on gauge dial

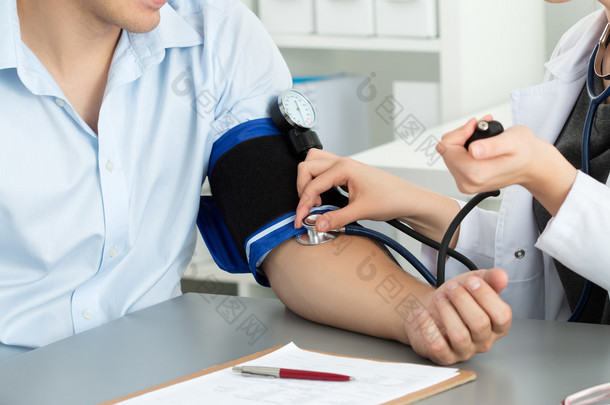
282;91;316;128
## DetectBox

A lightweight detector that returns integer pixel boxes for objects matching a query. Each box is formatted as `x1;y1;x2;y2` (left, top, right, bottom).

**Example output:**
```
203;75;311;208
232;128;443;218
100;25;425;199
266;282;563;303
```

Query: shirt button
82;309;93;320
514;249;526;259
109;247;119;258
106;160;115;172
55;98;66;107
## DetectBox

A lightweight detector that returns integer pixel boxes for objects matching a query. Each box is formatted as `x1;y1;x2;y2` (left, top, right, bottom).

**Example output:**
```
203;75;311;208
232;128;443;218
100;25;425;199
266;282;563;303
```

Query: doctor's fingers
295;203;365;233
294;197;321;229
296;154;345;196
310;202;375;232
297;153;339;196
449;154;530;195
465;125;535;161
437;114;493;146
295;165;351;228
437;115;496;156
304;147;338;161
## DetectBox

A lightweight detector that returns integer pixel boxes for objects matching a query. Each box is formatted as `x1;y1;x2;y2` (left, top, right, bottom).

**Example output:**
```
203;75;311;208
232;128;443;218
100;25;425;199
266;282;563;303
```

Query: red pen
232;366;355;381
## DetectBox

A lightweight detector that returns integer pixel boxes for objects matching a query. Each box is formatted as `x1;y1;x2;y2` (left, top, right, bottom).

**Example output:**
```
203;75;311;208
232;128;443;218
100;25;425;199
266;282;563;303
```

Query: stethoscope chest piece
296;213;337;245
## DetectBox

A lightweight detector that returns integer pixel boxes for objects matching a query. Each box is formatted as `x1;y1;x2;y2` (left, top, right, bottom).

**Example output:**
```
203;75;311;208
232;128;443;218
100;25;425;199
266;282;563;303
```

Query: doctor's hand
295;148;415;231
403;268;512;365
436;117;577;216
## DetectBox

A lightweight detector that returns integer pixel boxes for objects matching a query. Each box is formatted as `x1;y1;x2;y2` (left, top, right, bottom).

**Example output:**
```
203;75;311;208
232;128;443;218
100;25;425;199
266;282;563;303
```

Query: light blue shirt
0;0;291;348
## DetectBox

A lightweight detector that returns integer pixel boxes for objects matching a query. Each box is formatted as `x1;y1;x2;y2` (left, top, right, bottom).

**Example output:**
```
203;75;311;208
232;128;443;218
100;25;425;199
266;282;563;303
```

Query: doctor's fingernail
317;220;329;232
471;144;484;159
436;142;446;155
467;278;481;291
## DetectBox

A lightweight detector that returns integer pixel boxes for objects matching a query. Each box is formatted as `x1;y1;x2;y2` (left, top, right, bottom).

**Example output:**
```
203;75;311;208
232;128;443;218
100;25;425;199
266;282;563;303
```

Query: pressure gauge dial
271;89;317;131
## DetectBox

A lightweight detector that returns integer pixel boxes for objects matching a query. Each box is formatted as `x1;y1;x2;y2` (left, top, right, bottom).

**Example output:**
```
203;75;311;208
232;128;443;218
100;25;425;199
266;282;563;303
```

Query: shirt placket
68;97;130;334
67;32;149;334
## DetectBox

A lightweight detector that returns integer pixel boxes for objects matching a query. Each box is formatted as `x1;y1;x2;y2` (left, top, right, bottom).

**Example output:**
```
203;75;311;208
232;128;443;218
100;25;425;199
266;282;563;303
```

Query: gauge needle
294;101;307;124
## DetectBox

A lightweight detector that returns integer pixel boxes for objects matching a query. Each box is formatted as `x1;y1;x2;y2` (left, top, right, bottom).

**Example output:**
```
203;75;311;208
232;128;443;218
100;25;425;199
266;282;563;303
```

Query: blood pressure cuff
197;118;344;286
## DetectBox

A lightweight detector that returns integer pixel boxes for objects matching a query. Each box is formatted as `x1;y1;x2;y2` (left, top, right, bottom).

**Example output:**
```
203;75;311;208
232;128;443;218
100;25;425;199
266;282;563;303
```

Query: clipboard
102;346;476;405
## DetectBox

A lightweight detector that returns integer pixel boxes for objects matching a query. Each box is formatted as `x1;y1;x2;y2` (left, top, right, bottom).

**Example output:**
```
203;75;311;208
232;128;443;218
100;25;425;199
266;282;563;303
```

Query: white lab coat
423;9;610;321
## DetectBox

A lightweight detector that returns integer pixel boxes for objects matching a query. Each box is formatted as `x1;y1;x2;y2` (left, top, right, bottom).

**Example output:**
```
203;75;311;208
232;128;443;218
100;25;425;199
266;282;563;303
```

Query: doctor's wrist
522;145;577;217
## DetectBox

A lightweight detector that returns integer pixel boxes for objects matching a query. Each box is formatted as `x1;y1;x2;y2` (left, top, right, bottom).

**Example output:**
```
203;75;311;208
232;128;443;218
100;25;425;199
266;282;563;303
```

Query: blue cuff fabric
208;118;280;175
246;205;338;286
201;116;340;286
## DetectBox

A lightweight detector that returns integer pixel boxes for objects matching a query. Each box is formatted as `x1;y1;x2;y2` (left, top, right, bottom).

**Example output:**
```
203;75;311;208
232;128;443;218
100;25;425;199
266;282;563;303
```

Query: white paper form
119;342;459;405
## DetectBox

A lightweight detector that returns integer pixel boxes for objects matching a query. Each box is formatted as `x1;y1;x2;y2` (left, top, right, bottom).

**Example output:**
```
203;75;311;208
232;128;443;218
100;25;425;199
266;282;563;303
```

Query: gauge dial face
279;89;317;129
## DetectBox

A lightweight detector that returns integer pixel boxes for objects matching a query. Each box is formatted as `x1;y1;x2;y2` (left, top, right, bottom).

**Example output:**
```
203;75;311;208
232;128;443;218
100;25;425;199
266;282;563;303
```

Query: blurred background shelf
271;34;440;53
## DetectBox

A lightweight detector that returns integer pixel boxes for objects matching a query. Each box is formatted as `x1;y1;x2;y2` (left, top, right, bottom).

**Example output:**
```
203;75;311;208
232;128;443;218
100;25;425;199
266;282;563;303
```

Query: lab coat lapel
511;9;606;145
510;77;585;145
495;63;585;302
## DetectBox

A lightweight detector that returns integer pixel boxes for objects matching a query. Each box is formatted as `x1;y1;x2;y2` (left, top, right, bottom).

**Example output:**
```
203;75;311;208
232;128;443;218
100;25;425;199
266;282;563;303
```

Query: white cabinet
258;0;314;34
268;0;545;127
315;0;375;36
376;0;438;38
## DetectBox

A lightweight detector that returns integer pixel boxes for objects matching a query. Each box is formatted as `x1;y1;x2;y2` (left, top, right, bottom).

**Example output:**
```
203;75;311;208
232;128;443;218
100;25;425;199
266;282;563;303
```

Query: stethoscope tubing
436;190;501;285
583;43;610;173
386;219;478;271
343;225;438;286
330;191;478;274
315;190;499;287
566;44;610;322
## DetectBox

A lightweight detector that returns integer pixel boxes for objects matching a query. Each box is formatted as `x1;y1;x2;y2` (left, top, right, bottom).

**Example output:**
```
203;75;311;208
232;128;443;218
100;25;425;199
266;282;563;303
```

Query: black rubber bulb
464;120;504;150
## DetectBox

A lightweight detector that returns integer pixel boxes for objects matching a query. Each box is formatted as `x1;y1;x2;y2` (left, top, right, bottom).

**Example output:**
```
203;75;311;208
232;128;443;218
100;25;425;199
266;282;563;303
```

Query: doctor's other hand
295;148;414;231
404;268;512;365
436;118;577;216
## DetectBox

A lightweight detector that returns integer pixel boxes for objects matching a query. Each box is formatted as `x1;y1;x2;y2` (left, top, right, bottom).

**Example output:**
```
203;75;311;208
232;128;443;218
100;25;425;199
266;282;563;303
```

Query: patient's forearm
263;235;432;345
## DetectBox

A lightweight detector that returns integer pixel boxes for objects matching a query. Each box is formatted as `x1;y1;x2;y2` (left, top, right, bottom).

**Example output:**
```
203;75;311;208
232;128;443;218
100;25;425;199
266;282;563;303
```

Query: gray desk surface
1;293;609;404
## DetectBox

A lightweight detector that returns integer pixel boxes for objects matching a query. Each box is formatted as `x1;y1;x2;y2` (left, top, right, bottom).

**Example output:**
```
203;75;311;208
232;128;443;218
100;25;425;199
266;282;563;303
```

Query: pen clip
232;366;280;378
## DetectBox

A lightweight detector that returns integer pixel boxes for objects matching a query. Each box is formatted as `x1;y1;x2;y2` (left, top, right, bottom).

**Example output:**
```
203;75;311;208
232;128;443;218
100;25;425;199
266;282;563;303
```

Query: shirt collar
0;1;203;71
157;4;204;49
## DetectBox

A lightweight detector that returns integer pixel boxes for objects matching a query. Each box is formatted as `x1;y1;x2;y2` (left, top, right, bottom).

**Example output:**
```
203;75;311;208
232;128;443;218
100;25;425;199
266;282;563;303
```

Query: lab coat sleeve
536;171;610;292
421;200;499;276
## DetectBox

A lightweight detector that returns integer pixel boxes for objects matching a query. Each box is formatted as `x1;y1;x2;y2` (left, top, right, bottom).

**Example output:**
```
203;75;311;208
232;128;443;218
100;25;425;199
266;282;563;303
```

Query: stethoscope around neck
584;24;610;174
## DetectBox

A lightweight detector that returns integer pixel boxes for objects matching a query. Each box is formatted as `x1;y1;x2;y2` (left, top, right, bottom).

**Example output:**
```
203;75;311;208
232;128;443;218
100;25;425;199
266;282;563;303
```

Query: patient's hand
402;268;512;365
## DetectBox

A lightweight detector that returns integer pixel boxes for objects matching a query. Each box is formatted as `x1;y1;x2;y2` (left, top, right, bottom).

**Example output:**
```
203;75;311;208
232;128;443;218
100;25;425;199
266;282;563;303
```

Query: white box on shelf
376;0;437;38
315;0;375;36
391;81;440;142
259;0;314;34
